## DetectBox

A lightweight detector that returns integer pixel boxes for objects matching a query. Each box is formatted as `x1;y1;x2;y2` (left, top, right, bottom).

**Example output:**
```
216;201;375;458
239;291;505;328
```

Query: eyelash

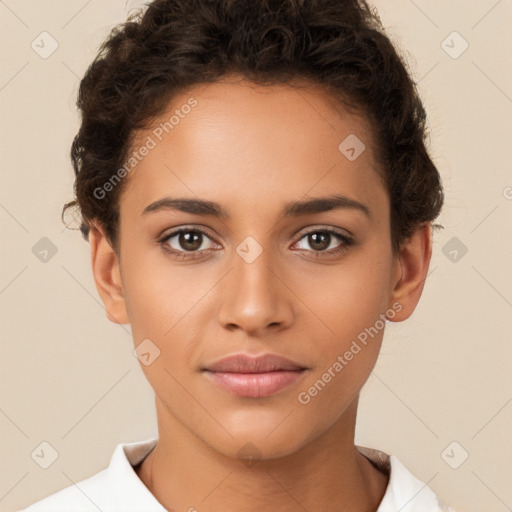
158;226;354;260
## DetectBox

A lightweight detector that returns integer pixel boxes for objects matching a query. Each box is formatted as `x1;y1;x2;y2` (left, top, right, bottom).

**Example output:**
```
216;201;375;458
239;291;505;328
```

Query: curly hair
62;0;444;256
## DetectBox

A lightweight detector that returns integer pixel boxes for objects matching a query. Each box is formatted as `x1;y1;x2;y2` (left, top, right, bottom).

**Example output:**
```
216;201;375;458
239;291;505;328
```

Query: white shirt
22;438;456;511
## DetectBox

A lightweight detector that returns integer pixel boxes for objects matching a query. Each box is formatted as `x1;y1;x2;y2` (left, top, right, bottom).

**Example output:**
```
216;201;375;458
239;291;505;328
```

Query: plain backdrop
1;1;511;511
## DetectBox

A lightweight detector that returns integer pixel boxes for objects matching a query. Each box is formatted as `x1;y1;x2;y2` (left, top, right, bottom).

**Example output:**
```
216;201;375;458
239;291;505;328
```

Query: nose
217;243;295;337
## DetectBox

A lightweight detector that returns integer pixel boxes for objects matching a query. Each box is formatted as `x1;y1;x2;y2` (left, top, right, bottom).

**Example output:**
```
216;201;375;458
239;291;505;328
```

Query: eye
293;228;354;256
159;227;219;259
158;226;354;260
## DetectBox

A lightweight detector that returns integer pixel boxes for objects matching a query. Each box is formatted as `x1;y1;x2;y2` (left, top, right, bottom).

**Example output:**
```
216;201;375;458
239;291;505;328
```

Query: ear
387;222;433;322
88;222;129;325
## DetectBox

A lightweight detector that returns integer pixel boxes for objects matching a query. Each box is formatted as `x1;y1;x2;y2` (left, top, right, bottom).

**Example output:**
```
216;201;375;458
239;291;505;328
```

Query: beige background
1;1;511;511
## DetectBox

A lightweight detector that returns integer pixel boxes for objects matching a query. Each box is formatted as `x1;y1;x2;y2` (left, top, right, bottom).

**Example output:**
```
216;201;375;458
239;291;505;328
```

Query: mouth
201;353;309;398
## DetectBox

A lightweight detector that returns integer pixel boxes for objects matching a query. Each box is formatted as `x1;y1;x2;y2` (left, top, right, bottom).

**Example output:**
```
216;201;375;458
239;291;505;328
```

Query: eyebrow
141;194;371;219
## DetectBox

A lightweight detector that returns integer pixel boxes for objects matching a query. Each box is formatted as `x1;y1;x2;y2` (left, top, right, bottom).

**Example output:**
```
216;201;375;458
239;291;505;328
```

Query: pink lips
202;353;308;398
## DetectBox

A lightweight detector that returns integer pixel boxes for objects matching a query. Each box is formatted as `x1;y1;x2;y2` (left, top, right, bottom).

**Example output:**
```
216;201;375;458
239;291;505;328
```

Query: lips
202;353;308;398
203;353;307;373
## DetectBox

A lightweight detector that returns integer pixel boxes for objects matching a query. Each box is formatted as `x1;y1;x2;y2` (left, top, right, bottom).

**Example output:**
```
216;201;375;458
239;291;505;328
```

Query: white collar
355;445;456;511
23;438;456;511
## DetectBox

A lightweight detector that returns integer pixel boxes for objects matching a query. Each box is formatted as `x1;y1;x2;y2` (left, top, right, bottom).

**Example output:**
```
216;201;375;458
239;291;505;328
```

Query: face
94;75;420;460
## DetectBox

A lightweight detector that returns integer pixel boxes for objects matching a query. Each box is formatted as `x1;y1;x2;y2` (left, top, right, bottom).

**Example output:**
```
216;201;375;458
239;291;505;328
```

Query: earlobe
387;223;433;322
89;222;129;325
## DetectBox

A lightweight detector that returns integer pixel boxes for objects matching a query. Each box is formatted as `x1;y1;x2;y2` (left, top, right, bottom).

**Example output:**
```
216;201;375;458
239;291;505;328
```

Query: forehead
120;76;387;222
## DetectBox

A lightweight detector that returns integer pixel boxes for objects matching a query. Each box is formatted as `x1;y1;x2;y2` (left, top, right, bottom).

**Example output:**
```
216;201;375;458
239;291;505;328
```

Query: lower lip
204;370;306;398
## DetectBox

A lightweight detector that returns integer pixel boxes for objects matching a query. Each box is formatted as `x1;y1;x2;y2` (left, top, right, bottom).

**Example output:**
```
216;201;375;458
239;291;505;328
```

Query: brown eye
160;228;218;257
176;231;203;251
306;232;331;251
295;229;352;254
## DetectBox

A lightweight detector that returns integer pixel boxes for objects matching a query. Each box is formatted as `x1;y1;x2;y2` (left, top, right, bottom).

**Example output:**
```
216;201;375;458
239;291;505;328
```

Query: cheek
299;249;392;342
121;253;208;393
295;243;392;390
122;250;201;337
296;286;386;418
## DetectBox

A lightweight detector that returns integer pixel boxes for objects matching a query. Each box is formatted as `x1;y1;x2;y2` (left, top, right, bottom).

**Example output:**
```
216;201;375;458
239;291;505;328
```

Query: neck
136;396;389;512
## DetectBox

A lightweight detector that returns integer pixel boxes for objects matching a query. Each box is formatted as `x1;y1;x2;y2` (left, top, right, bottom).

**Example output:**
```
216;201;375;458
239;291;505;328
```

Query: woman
23;0;455;510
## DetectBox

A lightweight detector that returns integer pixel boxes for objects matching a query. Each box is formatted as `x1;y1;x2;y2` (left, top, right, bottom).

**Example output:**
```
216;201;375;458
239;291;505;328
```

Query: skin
89;74;432;512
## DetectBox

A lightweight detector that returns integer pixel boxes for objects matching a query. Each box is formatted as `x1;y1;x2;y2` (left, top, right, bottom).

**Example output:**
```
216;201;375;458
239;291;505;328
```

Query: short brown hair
63;0;444;255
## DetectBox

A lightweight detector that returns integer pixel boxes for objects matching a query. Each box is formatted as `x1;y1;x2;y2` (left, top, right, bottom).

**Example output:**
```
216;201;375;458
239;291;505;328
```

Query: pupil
310;232;329;251
181;231;201;251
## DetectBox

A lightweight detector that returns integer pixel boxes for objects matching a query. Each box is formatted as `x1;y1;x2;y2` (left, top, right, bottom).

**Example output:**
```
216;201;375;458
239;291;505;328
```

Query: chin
205;427;311;463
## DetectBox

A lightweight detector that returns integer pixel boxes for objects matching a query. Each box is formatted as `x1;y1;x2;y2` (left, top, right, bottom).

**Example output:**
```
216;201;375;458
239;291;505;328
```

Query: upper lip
203;353;307;373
